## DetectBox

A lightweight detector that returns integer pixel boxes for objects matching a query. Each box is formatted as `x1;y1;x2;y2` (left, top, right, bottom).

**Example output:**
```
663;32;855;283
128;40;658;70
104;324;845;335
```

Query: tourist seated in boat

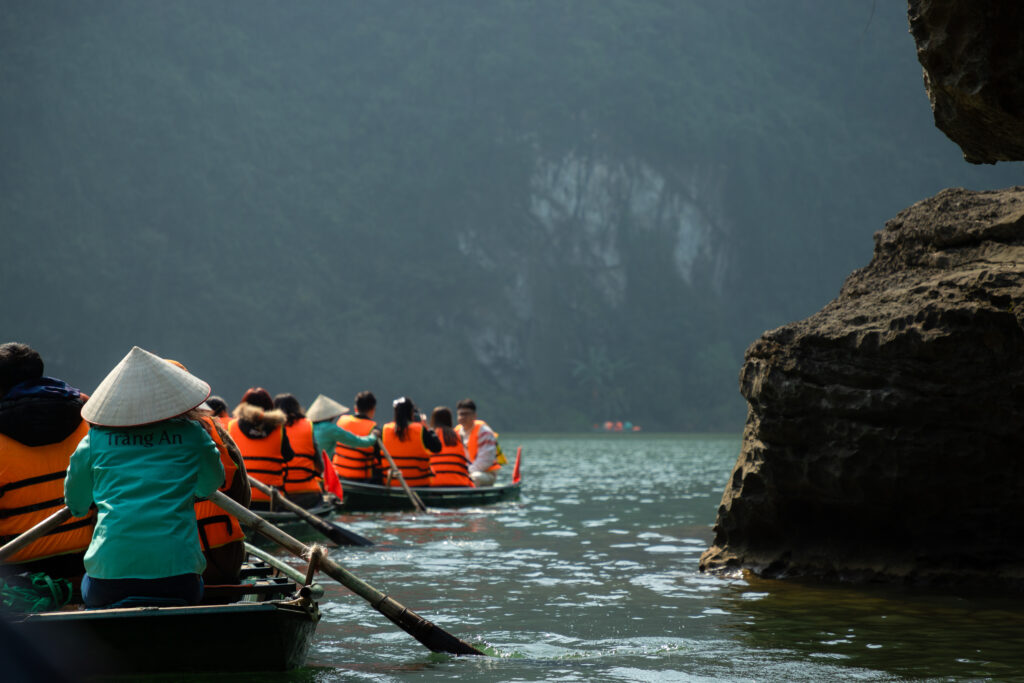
455;398;502;487
428;407;474;487
0;342;95;588
324;391;384;484
381;397;441;487
228;388;294;512
164;365;250;587
274;393;326;508
205;395;231;428
64;346;224;609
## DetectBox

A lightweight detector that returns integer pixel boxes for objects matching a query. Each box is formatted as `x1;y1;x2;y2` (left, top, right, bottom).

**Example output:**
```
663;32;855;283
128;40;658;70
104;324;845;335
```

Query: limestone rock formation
909;0;1024;163
700;186;1024;585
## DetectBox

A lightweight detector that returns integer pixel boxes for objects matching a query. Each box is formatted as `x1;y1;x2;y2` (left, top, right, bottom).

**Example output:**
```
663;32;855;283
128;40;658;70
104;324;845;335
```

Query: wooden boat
6;558;320;675
337;479;521;511
338;445;524;512
252;493;337;524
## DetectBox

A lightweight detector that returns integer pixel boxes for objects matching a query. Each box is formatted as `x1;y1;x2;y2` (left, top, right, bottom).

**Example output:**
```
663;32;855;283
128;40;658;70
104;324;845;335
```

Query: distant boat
337;446;523;512
336;479;522;512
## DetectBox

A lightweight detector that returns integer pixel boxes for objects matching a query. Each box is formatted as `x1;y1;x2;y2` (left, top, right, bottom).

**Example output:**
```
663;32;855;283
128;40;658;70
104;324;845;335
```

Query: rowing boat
252;493;337;524
337;479;522;511
6;559;320;674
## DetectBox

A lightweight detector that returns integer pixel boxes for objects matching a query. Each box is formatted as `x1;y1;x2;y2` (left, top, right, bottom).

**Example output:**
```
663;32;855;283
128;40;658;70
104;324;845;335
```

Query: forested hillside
2;1;1019;430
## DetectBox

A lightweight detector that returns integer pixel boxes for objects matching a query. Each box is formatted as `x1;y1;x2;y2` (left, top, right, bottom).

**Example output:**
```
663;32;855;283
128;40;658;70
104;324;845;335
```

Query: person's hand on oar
211;490;485;656
247;476;373;547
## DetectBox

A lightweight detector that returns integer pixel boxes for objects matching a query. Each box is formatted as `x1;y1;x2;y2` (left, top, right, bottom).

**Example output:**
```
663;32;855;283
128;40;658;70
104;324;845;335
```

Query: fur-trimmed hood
233;402;286;439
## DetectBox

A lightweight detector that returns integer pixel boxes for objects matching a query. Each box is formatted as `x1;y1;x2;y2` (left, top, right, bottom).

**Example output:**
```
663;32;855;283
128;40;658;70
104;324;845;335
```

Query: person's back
331;391;382;482
0;342;94;581
69;419;221;581
381;397;439;488
228;388;292;510
428;406;473;487
64;346;223;609
275;392;324;508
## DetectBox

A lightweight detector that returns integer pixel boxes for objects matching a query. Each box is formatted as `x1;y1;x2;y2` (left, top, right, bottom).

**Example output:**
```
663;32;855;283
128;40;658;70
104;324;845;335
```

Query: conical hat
306;394;348;422
81;346;211;427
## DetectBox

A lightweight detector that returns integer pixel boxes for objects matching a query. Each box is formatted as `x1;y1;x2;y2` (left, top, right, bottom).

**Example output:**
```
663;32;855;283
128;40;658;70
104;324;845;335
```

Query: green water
235;435;1024;681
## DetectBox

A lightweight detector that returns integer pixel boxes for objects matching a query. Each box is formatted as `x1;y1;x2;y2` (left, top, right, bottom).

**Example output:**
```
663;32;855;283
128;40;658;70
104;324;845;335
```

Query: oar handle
0;506;75;562
377;440;428;512
211;490;483;655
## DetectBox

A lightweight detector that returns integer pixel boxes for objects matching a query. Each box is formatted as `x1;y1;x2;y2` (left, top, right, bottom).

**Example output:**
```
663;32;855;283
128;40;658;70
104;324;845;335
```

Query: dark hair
0;342;44;397
206;395;228;416
430;406;460;447
240;387;274;411
393;396;414;441
274;393;305;425
455;398;477;413
354;391;377;415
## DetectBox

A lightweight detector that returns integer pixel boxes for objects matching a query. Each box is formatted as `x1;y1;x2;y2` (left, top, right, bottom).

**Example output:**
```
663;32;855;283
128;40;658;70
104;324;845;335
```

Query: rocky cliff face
700;186;1024;585
909;0;1024;163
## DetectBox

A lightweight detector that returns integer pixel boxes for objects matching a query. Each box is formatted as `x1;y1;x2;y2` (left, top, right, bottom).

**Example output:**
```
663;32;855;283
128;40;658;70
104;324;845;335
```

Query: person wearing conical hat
64;346;224;609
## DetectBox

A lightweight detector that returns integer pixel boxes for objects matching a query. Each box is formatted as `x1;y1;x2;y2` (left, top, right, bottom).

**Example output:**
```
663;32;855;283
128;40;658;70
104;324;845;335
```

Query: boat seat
101;595;190;609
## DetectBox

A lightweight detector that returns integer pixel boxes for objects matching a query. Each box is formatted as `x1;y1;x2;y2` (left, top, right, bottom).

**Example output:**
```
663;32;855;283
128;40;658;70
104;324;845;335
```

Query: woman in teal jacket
65;346;223;609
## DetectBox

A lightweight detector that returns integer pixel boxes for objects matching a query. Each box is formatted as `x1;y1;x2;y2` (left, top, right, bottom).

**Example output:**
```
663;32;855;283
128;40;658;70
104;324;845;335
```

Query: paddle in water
210;490;485;656
247;476;373;547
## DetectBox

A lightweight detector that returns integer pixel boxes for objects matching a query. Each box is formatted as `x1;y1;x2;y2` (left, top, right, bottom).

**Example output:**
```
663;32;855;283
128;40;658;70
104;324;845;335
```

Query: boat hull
11;598;319;674
337;480;521;512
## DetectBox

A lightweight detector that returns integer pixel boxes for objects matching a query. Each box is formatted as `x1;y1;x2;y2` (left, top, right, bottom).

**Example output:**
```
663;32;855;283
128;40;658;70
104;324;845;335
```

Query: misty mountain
2;1;1019;430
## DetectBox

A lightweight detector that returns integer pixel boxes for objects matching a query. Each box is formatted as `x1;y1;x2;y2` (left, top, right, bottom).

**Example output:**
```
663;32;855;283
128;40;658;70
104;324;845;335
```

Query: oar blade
375;595;485;656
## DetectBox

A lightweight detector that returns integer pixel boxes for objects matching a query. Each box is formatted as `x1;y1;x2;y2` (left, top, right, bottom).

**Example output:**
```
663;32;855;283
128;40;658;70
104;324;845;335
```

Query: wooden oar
247;476;373;547
0;506;74;562
211;490;484;656
243;541;324;599
377;440;428;512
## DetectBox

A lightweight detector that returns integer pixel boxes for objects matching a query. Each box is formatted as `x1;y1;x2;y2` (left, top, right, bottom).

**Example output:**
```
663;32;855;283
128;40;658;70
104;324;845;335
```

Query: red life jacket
455;420;501;472
332;414;379;481
229;419;285;502
381;422;431;487
283;418;321;495
429;432;473;487
0;421;94;563
193;416;245;551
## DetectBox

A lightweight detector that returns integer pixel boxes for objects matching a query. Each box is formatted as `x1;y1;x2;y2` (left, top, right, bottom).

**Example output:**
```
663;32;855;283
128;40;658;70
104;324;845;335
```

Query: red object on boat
321;450;344;499
512;446;522;484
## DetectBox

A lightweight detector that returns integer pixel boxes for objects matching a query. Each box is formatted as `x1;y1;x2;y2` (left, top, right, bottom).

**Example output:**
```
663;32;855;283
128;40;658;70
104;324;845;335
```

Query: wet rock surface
909;0;1024;163
700;186;1024;585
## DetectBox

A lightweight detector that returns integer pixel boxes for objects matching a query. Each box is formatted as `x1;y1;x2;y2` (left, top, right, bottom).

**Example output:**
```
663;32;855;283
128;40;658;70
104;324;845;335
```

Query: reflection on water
178;435;1024;682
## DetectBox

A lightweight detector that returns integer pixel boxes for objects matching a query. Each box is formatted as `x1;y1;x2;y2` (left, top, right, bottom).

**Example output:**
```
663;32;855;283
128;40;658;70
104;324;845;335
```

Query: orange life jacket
229;418;285;502
429;432;473;487
0;421;94;564
381;422;431;487
455;420;501;472
283;418;321;495
332;414;379;481
193;416;245;551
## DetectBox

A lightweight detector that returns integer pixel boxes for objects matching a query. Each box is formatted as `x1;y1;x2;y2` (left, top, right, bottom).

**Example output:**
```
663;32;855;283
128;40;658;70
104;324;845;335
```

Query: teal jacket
65;418;224;579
